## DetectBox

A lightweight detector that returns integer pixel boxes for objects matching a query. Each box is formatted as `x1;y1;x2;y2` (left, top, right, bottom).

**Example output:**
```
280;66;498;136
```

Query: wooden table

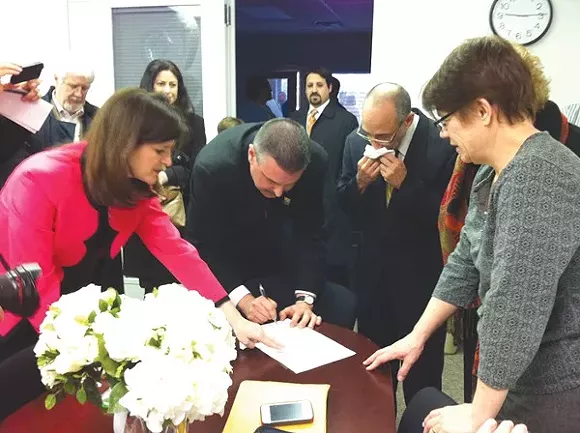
0;324;395;433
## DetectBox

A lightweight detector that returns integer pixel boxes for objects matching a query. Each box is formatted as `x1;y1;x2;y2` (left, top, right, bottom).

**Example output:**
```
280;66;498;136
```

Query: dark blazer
290;101;358;265
29;87;98;153
0;116;33;189
164;113;207;191
337;109;456;345
187;122;328;295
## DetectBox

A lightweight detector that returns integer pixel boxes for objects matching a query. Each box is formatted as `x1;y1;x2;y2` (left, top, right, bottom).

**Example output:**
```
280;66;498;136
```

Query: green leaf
83;378;103;409
45;393;57;410
64;382;76;395
42;323;56;332
99;299;108;312
115;362;128;378
76;386;87;405
88;310;97;323
97;335;120;377
106;382;129;414
111;292;122;310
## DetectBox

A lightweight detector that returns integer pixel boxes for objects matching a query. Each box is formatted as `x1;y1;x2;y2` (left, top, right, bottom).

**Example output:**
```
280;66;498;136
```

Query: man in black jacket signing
187;118;356;329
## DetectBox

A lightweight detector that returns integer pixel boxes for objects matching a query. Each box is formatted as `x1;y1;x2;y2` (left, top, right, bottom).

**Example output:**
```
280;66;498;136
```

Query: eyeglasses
356;121;403;145
433;109;459;130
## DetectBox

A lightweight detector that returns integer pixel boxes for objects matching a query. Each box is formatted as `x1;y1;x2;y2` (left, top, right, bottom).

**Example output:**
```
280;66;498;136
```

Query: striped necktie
307;109;318;136
386;149;401;207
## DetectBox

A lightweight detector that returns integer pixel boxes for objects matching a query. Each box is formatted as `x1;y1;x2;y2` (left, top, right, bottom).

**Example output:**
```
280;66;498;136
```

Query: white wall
0;0;70;95
1;0;231;140
371;0;580;110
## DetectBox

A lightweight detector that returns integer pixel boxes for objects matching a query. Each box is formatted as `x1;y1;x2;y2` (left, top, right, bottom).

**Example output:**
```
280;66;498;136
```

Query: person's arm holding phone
0;62;41;101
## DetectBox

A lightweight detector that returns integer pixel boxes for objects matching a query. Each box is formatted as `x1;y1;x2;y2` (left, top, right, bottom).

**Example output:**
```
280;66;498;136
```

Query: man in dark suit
338;83;456;403
289;68;358;288
187;118;356;329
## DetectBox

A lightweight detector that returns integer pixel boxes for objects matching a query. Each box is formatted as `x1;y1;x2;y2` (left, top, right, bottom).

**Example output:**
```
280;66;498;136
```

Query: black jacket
337;109;456;345
29;87;98;153
0;116;33;189
187;122;328;294
164;113;207;190
289;101;358;265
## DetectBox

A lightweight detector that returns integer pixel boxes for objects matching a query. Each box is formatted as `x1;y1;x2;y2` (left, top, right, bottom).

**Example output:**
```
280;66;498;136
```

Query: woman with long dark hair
125;59;206;290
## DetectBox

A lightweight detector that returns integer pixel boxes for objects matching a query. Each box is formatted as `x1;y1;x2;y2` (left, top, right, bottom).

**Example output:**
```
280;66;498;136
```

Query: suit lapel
402;113;429;173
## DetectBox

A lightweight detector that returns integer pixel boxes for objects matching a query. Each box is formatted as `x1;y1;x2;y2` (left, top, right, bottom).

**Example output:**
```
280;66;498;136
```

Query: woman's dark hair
139;59;194;115
84;88;187;207
422;36;536;124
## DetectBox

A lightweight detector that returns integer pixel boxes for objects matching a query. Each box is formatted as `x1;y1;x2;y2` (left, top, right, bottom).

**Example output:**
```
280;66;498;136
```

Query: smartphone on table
260;400;314;426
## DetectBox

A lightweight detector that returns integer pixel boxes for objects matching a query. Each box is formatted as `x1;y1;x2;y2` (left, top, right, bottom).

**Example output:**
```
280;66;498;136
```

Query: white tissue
363;145;394;160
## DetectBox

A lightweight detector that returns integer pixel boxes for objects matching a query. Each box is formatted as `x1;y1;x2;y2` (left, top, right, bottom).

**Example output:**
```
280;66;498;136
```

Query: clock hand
503;13;546;17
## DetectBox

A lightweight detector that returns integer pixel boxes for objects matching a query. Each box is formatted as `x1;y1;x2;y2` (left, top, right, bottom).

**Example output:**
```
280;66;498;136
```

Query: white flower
93;298;155;362
34;328;60;357
36;283;236;430
119;352;233;432
51;334;99;374
40;368;58;388
50;284;102;320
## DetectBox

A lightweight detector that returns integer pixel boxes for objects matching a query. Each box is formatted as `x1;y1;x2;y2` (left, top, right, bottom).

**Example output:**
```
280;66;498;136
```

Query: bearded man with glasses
337;82;456;405
30;54;97;153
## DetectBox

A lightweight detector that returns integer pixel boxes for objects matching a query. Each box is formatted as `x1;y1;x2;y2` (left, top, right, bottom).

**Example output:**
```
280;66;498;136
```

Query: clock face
490;0;553;45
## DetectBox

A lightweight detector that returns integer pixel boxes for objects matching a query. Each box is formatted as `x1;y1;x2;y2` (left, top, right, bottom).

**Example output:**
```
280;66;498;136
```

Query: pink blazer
0;142;227;336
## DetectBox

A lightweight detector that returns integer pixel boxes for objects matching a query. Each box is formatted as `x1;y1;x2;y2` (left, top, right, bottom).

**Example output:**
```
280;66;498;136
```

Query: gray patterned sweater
433;132;580;394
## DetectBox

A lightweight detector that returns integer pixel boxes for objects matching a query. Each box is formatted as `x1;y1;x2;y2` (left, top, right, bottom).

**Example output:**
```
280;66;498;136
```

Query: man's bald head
363;83;411;123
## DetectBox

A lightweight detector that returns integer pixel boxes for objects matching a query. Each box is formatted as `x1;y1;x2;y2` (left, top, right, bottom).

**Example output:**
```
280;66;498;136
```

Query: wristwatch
296;294;315;306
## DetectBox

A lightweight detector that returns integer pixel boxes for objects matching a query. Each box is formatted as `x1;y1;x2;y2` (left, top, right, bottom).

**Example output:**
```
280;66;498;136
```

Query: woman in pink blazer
0;87;276;368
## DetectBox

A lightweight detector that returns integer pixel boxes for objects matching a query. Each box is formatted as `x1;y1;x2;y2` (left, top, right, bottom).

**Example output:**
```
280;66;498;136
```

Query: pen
259;284;277;324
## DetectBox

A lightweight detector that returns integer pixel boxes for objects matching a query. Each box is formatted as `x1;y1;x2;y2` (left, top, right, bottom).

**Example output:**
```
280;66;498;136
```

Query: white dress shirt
396;112;420;161
308;98;331;122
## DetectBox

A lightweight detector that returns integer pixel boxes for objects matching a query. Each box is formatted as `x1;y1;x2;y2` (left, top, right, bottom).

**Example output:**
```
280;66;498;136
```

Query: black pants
0;321;44;421
245;276;357;330
397;387;457;433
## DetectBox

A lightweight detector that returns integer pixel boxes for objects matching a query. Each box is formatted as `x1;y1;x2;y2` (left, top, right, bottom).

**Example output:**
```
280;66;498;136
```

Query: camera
0;263;41;317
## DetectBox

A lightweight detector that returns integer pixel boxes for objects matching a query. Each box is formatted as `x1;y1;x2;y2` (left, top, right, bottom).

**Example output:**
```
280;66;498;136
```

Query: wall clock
490;0;553;46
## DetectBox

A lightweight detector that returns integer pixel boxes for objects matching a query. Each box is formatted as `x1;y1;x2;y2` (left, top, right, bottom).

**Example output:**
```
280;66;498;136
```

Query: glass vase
113;411;191;433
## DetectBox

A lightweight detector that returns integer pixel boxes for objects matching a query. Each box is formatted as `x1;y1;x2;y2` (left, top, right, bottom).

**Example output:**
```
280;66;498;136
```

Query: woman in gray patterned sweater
364;36;580;433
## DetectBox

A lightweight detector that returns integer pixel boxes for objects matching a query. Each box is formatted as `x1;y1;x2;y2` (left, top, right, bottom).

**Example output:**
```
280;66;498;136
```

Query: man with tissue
337;83;455;404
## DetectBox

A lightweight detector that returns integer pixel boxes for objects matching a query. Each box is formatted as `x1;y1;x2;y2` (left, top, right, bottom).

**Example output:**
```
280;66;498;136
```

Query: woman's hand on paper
232;316;282;350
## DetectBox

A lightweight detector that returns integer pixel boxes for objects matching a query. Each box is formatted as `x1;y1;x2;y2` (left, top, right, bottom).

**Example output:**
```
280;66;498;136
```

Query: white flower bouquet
34;284;237;433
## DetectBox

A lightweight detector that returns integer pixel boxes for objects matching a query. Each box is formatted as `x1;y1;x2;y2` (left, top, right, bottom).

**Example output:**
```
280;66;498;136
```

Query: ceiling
236;0;374;34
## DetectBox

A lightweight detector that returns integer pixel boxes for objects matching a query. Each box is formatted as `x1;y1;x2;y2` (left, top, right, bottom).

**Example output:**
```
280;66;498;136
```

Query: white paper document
254;319;356;373
0;91;52;133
